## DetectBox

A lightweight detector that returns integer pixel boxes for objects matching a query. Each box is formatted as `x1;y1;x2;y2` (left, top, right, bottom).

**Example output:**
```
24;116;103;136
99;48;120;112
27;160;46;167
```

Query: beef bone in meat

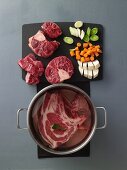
37;90;90;149
28;30;60;58
45;56;74;84
38;91;77;148
41;22;62;38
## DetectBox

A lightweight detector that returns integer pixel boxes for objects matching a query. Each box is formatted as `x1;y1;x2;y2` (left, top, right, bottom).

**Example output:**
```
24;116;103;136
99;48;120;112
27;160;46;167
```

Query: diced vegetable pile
70;42;102;63
63;20;103;79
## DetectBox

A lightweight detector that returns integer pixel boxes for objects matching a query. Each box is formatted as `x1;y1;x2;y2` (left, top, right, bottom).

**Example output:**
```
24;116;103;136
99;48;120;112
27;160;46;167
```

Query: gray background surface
0;0;127;169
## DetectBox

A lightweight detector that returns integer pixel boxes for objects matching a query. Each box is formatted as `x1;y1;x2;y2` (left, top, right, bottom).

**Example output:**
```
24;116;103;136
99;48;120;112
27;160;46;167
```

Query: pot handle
96;107;107;130
17;108;28;130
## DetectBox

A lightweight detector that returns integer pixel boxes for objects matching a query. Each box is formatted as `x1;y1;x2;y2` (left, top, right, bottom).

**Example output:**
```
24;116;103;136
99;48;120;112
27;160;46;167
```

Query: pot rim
27;83;97;155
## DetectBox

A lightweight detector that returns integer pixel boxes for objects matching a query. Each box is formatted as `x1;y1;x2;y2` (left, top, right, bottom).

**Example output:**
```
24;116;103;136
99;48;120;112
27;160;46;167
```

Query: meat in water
33;90;91;148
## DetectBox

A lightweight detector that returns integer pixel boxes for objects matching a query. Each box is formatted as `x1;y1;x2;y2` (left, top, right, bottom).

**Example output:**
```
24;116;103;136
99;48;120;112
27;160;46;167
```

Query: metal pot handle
17;108;28;130
17;107;107;130
96;107;107;130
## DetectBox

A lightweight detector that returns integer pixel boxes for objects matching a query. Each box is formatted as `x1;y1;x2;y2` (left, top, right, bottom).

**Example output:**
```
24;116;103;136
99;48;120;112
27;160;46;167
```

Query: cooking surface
0;0;127;170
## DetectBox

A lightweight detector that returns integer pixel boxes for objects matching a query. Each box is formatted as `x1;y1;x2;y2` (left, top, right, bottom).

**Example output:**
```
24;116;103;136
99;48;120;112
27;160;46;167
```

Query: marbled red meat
18;53;35;70
36;90;90;149
41;22;62;38
45;56;74;84
38;92;76;148
18;53;44;84
28;30;60;58
25;72;40;84
63;93;91;129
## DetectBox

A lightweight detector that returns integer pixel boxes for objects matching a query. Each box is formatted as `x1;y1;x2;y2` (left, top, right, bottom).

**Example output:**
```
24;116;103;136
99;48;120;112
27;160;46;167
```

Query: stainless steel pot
17;83;107;155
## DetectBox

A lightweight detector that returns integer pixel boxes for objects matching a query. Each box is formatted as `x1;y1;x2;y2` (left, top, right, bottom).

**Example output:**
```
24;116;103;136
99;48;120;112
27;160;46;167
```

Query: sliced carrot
75;47;79;51
90;56;95;61
88;46;93;50
91;53;94;57
77;42;82;47
84;53;88;58
92;48;97;53
70;50;75;57
95;52;99;57
96;48;100;52
86;50;91;55
76;51;80;56
80;50;85;56
83;48;88;52
95;45;100;49
85;57;90;62
71;42;102;62
97;49;102;53
88;42;93;47
81;57;85;62
84;58;87;62
76;55;81;60
83;43;89;48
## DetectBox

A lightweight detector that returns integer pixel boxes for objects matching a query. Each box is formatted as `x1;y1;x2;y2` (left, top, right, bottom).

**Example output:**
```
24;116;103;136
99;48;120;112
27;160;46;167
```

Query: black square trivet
37;142;90;158
37;81;90;158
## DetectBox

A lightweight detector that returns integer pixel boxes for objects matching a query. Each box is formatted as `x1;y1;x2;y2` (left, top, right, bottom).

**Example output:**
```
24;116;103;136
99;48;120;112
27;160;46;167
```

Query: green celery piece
63;37;74;44
83;34;89;42
86;27;91;36
91;28;98;35
90;35;99;41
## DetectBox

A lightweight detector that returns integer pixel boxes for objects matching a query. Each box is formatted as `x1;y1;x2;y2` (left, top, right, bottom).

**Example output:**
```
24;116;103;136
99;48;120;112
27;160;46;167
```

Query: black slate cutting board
22;22;103;83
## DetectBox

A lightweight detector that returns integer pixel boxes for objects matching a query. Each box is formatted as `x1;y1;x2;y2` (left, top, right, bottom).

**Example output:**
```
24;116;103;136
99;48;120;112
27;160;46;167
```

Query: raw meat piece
28;30;60;58
70;94;91;119
18;53;44;77
45;56;74;84
62;93;89;126
18;53;44;84
25;72;39;85
33;60;44;77
18;53;35;70
28;30;46;49
38;92;77;148
69;94;91;129
41;22;62;38
37;90;90;148
34;40;59;57
31;30;46;41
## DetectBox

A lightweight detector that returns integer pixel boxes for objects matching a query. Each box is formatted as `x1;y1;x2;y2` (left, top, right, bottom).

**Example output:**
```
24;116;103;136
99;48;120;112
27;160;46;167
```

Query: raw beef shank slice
41;22;62;38
45;56;74;84
28;30;60;58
